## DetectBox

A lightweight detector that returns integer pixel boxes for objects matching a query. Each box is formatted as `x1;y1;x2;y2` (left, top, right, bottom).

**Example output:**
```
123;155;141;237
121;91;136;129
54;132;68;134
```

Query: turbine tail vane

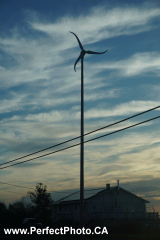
85;50;108;54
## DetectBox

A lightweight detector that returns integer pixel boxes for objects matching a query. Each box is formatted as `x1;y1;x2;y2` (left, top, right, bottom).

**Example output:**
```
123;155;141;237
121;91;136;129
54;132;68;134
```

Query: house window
131;205;134;213
125;204;128;213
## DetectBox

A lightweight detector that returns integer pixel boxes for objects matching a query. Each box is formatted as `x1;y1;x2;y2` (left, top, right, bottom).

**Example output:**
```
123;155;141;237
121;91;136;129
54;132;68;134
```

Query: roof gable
50;186;149;205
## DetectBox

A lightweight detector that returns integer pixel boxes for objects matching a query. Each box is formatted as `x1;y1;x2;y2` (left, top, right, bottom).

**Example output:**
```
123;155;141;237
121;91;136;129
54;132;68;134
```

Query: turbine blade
74;54;81;72
70;31;84;51
85;50;108;54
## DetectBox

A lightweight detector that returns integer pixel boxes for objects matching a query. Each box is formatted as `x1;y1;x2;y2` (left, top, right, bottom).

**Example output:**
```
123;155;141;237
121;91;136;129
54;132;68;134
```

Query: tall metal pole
80;56;84;230
69;31;107;238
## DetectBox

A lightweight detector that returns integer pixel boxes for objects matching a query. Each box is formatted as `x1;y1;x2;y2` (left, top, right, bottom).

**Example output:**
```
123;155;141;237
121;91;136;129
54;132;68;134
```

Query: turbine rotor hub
81;50;86;56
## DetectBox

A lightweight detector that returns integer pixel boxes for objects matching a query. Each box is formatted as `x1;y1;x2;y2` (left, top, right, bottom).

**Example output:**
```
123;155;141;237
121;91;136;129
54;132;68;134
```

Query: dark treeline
0;200;37;227
0;183;53;227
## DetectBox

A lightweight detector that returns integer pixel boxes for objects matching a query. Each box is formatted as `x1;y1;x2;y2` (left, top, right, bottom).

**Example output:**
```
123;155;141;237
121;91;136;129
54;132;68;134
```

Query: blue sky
0;0;160;212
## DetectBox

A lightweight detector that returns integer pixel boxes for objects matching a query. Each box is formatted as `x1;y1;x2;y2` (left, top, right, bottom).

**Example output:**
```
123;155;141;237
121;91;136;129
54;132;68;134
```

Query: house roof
50;186;150;205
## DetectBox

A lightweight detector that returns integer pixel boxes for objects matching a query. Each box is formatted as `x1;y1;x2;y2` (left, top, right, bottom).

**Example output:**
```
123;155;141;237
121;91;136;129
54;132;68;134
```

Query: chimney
117;180;119;191
106;184;110;190
117;180;119;207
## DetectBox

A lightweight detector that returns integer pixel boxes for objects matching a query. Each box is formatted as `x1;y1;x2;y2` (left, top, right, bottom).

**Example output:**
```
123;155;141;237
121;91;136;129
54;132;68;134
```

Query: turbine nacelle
70;31;108;72
81;50;86;56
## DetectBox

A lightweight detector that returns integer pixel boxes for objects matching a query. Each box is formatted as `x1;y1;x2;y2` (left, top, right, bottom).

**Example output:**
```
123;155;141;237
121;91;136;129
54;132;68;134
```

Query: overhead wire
0;181;34;190
0;188;65;200
1;108;159;200
0;105;160;167
0;181;71;194
0;114;160;170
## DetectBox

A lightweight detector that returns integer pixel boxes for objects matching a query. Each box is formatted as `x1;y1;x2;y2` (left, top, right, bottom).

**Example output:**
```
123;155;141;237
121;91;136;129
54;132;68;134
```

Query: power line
0;115;159;170
0;181;34;190
0;188;104;199
49;190;71;194
0;181;71;194
0;105;160;167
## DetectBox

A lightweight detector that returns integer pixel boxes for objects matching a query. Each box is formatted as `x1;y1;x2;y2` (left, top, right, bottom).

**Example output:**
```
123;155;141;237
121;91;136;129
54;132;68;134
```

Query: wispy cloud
30;5;160;43
83;100;160;119
97;52;160;77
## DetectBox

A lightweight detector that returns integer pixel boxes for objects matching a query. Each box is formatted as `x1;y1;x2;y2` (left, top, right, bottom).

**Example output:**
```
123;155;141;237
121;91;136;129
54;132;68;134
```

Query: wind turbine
70;31;108;231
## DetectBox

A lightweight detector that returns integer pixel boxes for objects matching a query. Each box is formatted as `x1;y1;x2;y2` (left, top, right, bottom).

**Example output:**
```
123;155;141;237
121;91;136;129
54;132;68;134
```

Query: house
50;181;158;224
